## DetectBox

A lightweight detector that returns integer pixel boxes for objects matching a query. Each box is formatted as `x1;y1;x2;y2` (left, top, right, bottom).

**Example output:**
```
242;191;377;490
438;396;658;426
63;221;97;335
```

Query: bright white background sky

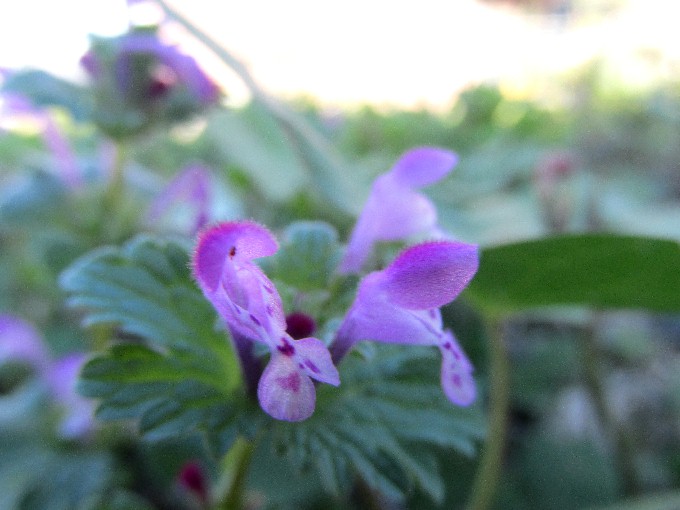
0;0;678;109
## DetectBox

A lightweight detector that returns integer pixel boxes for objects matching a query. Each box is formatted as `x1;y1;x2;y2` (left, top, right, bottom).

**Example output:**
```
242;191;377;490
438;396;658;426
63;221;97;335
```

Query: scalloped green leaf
466;234;680;313
266;345;485;503
60;235;249;453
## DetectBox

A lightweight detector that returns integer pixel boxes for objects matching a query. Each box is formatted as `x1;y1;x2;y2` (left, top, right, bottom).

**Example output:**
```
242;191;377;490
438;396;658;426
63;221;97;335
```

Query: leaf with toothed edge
59;234;262;455
265;344;485;503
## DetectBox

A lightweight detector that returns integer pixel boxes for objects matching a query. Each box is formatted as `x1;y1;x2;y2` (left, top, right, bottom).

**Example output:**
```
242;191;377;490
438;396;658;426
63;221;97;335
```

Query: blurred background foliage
1;1;680;508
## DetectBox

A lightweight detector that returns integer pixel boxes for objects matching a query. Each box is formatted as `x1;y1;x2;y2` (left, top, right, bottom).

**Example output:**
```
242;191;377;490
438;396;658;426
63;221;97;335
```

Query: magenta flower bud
178;461;209;504
285;312;316;340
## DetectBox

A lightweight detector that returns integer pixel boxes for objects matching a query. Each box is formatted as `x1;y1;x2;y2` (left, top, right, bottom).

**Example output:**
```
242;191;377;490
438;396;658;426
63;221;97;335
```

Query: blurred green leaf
466;234;680;313
261;221;342;291
1;69;92;121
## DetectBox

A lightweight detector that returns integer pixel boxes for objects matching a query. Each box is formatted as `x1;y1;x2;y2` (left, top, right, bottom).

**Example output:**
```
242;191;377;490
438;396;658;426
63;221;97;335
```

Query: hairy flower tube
192;221;340;421
331;241;479;406
339;147;458;273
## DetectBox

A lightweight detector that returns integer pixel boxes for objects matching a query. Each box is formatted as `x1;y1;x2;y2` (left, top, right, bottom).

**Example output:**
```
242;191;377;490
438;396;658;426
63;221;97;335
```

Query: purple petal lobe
382;241;479;310
390;147;458;188
193;221;278;292
439;333;475;406
258;354;315;422
285;312;316;339
293;337;340;386
339;147;457;274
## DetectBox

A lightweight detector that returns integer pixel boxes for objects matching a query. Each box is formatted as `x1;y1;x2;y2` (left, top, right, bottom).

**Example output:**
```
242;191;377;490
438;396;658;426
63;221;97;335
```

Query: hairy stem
466;317;510;510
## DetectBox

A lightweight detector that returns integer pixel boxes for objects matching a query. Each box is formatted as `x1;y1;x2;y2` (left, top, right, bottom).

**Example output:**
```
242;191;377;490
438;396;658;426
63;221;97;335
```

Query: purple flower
192;221;340;421
83;33;219;107
339;147;458;273
46;353;96;439
0;314;50;369
0;93;82;189
332;241;478;406
0;314;95;437
146;165;213;235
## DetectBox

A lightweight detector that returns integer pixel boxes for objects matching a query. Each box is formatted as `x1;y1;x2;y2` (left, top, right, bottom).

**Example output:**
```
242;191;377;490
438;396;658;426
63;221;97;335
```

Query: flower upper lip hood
339;147;458;274
192;221;339;422
332;239;478;406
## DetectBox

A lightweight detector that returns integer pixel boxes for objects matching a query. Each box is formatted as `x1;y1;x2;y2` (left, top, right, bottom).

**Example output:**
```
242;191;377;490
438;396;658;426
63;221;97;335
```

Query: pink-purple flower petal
381;241;479;310
257;353;316;422
339;146;458;273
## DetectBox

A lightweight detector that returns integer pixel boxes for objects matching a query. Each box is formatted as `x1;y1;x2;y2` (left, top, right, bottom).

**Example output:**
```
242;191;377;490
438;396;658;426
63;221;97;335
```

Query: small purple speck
249;314;261;326
429;310;437;319
443;342;452;350
452;374;462;387
304;359;321;374
277;339;295;356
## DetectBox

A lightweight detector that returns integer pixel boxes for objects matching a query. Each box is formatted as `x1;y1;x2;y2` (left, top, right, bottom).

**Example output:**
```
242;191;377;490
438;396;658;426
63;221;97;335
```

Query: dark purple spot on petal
249;314;261;326
452;374;462;387
277;339;295;356
285;312;316;340
442;342;452;350
304;359;321;374
429;309;437;319
276;372;301;392
229;246;236;258
263;284;274;294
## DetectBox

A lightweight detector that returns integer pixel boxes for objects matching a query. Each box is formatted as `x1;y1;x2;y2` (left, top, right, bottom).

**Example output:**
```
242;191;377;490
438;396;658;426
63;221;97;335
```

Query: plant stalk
466;317;510;510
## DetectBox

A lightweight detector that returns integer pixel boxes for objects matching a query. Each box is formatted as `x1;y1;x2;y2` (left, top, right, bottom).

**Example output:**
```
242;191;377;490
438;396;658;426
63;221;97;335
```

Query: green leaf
1;69;92;121
466;234;680;313
266;345;485;503
261;221;342;291
60;235;253;454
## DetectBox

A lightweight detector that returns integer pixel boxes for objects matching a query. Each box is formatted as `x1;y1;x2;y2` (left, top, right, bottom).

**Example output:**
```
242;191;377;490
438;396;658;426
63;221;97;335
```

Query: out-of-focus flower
339;147;458;273
0;314;94;437
192;221;339;421
0;93;82;189
0;314;50;369
82;31;220;138
332;241;478;406
45;353;95;439
146;164;212;236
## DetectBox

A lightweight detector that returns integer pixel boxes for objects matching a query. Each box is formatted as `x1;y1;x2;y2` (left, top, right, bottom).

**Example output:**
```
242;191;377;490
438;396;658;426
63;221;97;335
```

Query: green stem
214;437;256;510
581;315;640;496
466;318;510;510
101;141;128;242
